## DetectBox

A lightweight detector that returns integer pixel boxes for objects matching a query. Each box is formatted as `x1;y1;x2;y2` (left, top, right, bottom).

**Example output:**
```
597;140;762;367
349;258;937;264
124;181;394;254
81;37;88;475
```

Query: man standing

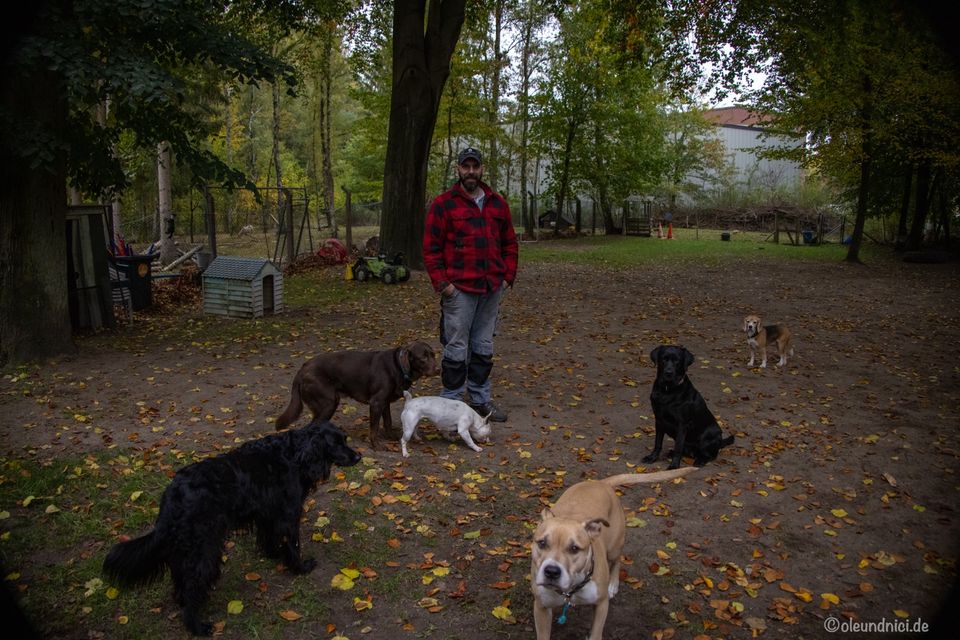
423;147;518;422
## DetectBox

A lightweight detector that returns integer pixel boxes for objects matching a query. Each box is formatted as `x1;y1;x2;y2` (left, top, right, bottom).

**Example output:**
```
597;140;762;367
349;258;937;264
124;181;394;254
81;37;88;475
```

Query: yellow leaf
278;610;302;621
463;530;481;539
422;575;434;585
117;615;128;625
130;491;143;502
492;605;513;620
432;567;450;577
340;567;360;580
913;504;926;513
45;504;60;514
418;597;439;608
22;496;35;507
353;597;372;612
331;573;355;590
0;511;9;520
626;517;647;528
227;600;243;615
830;509;847;518
106;587;119;600
864;434;880;444
518;449;532;458
893;609;909;618
795;591;813;602
821;593;840;605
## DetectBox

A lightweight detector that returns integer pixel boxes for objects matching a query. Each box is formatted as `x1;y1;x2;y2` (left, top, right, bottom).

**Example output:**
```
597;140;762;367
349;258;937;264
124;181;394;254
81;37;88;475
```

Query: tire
398;268;410;282
355;266;370;282
382;268;395;284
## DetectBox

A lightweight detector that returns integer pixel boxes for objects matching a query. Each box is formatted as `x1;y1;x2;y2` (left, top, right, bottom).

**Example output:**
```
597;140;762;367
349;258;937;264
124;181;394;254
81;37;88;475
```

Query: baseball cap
457;147;482;165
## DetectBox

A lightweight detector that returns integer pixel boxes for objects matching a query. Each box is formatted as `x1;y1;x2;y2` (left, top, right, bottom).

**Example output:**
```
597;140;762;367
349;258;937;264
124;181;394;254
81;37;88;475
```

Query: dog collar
396;348;413;389
550;548;595;625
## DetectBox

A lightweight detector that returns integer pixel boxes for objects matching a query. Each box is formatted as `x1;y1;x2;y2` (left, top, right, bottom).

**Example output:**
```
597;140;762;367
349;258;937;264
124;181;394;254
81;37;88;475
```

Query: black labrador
103;420;361;636
644;345;734;469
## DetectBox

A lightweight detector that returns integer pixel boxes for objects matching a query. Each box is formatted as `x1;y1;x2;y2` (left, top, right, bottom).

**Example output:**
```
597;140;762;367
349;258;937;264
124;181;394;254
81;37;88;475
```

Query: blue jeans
439;287;503;404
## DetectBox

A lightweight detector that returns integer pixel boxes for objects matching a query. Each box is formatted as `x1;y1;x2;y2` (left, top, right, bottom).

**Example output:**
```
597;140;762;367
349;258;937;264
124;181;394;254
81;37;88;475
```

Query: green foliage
3;0;308;198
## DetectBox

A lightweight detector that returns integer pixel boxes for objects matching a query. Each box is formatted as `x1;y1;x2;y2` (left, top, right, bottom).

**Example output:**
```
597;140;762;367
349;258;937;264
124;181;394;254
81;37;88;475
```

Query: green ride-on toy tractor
353;252;410;284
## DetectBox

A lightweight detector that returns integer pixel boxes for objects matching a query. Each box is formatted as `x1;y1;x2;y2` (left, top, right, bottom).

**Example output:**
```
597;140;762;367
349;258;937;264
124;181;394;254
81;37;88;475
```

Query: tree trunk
486;0;504;191
272;80;284;224
0;66;75;366
381;0;466;269
906;158;932;251
845;75;872;264
554;117;577;236
157;141;177;264
318;28;337;237
894;167;912;251
519;12;534;238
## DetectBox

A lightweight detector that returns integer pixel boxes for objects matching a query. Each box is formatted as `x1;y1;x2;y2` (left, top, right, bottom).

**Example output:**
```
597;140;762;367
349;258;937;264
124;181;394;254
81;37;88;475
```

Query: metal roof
202;256;279;281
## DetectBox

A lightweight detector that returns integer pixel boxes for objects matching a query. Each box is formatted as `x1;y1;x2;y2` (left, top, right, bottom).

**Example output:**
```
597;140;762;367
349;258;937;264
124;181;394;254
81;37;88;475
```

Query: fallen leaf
227;600;243;615
278;610;302;621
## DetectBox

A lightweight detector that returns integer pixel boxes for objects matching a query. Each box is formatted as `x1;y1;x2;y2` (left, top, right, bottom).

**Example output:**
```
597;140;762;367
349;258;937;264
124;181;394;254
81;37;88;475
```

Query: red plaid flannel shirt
423;181;518;294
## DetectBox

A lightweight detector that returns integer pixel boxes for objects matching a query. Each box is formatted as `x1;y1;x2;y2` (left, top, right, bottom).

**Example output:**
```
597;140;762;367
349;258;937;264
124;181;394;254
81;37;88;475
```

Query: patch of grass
519;229;893;267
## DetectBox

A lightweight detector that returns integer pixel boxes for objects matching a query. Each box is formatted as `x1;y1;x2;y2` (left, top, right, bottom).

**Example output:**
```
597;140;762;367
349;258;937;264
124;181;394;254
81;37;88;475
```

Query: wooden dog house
202;256;283;318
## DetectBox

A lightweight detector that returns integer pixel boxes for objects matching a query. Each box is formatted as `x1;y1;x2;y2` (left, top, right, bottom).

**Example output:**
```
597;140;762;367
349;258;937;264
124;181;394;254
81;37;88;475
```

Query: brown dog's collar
395;348;413;389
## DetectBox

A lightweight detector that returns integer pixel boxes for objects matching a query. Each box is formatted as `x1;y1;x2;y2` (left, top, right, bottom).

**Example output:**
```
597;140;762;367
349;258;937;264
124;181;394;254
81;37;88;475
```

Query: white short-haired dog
400;391;492;457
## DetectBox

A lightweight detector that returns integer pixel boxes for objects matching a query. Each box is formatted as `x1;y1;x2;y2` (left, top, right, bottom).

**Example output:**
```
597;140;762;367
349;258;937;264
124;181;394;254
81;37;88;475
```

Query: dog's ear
583;518;610;538
742;317;748;332
540;508;555;522
295;425;332;483
683;348;695;368
650;346;663;364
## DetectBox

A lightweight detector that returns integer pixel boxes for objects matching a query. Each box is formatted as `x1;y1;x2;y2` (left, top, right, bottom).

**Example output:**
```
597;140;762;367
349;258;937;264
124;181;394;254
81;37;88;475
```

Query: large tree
380;0;467;269
0;0;303;367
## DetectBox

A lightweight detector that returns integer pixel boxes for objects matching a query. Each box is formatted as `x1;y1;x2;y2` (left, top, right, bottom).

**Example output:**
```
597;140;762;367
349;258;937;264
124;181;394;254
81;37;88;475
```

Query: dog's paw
667;461;681;470
186;620;214;637
292;557;317;574
641;453;658;463
470;444;483;452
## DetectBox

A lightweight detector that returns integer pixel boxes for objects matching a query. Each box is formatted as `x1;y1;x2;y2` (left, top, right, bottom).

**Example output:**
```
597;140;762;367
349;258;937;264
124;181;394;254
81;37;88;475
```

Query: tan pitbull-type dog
531;468;697;640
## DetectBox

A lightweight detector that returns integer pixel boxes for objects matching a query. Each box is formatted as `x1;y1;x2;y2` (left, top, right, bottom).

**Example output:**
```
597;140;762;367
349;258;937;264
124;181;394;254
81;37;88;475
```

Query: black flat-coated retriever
103;420;361;636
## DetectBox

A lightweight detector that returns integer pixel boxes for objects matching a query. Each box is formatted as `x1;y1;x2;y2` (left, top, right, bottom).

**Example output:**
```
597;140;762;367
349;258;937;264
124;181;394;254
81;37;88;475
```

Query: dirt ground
2;249;958;639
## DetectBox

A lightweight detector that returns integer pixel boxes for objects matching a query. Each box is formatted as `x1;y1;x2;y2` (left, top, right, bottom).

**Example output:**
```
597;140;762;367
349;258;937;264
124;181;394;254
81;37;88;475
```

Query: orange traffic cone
657;222;664;239
667;223;674;239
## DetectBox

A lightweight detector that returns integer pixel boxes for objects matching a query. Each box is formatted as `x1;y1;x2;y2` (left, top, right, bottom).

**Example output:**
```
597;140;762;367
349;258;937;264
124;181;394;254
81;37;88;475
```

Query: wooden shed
202;256;283;318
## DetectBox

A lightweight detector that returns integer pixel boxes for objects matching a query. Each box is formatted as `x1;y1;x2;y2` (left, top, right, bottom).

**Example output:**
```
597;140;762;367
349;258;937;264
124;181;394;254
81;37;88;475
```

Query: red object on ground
317;238;349;264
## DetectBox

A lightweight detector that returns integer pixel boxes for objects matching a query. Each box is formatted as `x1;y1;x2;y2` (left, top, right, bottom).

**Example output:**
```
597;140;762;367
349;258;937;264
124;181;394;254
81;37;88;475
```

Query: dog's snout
543;564;562;582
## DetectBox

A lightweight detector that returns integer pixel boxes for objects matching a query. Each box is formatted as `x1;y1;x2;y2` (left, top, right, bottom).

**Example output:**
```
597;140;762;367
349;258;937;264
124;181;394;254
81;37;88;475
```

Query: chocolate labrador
644;345;734;469
275;341;438;449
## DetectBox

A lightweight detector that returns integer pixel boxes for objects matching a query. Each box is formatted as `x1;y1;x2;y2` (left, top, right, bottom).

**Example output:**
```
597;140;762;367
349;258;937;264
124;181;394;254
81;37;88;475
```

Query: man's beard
459;174;481;191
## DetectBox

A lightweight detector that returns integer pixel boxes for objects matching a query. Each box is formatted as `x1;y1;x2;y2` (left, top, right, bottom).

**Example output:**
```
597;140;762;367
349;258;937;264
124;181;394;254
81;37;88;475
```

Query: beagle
743;314;793;368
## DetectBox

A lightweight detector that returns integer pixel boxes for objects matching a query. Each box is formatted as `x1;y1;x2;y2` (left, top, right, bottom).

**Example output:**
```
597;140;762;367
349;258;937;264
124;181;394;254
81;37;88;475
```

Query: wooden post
575;198;582;234
773;211;780;244
203;185;217;257
343;186;353;252
284;187;295;266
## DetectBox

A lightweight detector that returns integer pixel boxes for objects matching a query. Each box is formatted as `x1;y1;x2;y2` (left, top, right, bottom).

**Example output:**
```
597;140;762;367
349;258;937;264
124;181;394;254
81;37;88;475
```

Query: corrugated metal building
698;106;804;190
202;256;283;319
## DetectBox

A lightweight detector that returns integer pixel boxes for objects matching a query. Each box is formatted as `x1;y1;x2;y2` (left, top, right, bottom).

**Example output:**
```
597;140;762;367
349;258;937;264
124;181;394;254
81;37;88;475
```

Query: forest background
1;0;959;368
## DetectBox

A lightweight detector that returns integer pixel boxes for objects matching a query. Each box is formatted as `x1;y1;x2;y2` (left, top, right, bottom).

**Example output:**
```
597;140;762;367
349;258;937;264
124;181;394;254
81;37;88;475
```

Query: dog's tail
403;390;412;401
275;375;304;431
602;466;698;487
721;435;735;448
103;531;167;588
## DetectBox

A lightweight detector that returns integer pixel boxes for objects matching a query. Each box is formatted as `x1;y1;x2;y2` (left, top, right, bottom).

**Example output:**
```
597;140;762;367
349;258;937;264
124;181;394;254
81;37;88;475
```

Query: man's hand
442;283;456;297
